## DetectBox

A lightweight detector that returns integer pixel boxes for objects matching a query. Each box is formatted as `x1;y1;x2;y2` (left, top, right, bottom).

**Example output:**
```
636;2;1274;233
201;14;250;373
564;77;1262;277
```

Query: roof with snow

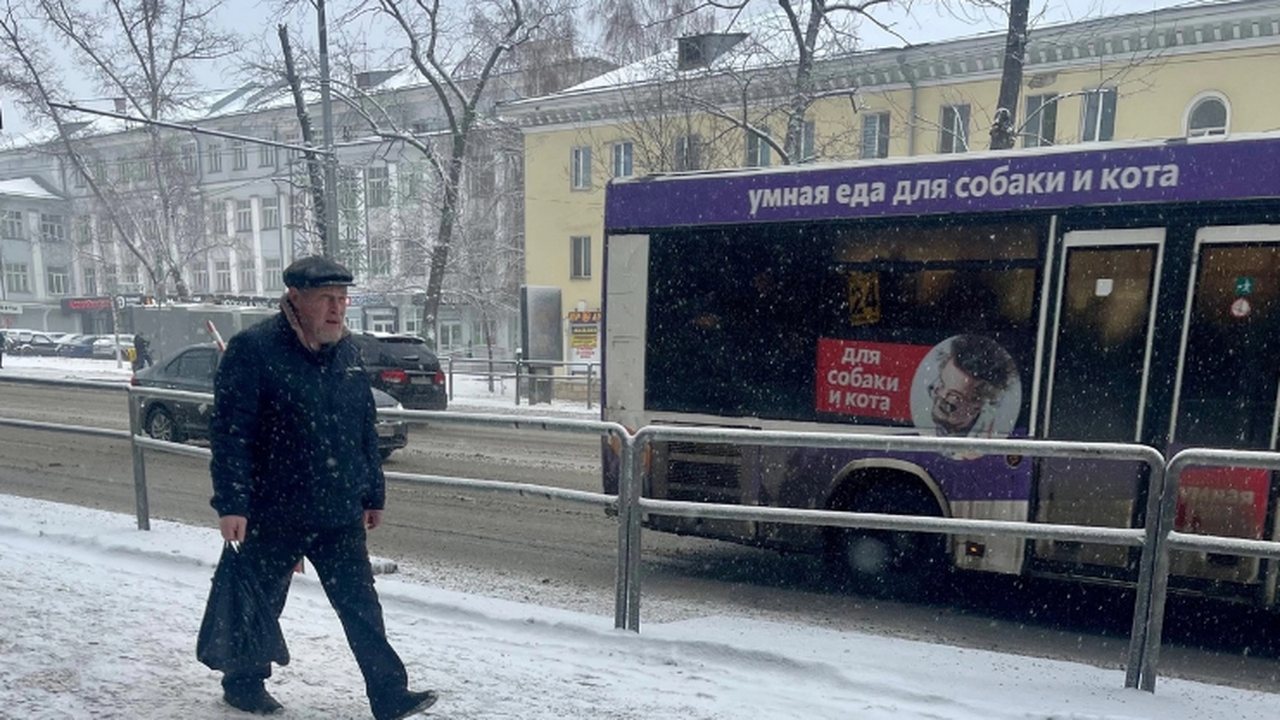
0;175;63;201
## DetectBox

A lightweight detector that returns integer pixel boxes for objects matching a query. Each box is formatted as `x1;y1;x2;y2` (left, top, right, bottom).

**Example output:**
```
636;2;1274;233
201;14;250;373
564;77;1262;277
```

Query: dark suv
349;332;448;410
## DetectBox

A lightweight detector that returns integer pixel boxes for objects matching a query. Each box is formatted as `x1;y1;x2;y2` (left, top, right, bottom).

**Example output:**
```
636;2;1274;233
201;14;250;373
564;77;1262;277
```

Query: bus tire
827;478;948;599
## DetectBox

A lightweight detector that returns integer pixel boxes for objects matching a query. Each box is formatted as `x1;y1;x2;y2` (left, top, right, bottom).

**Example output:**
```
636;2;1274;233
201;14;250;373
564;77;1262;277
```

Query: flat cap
283;255;355;289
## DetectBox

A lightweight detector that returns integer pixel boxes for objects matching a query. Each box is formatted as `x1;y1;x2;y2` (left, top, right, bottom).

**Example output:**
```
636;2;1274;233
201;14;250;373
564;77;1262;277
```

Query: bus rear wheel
828;480;948;599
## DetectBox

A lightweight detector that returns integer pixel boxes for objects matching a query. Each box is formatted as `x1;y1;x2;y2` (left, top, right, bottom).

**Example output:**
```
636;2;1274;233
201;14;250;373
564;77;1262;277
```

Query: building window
1023;93;1058;148
210;201;228;236
289;193;307;226
82;266;97;296
3;262;30;294
746;128;771;167
141;211;160;240
1186;93;1228;137
206;142;223;173
861;112;890;159
46;266;69;295
39;214;66;243
1081;88;1116;142
1;210;23;238
123;263;141;291
75;216;93;246
190;264;209;293
366;166;390;208
73;167;87;188
103;263;118;292
182;143;198;174
570;235;591;279
400;166;424;199
939;104;970;153
280;131;300;165
235;199;253;232
673;134;702;171
136;156;152;183
231;139;248;171
260;197;280;230
258;138;276;167
97;213;115;243
370;236;391;276
800;120;816;162
265;257;284;291
570;146;592;190
238;259;257;293
611;141;633;178
215;260;232;292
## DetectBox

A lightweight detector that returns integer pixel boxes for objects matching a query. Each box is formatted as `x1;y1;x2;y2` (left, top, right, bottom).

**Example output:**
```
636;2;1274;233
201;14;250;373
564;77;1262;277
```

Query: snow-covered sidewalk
0;495;1277;719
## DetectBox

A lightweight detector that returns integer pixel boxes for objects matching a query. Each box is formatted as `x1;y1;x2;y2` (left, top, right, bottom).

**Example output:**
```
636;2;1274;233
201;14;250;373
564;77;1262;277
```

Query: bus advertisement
601;133;1280;602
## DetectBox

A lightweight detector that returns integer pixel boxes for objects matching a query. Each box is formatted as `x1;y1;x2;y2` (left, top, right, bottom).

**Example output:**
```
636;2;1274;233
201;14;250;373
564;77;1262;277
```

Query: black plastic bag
196;542;290;671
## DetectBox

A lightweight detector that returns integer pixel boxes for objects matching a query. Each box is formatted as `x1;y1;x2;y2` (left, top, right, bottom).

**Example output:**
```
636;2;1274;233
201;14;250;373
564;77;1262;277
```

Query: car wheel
145;405;184;443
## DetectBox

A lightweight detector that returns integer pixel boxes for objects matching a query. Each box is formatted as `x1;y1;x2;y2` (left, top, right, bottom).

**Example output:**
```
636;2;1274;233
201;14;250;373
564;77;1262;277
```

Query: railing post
586;362;594;411
127;390;151;531
1134;453;1187;692
1125;455;1167;690
446;356;454;400
514;355;523;406
614;429;644;631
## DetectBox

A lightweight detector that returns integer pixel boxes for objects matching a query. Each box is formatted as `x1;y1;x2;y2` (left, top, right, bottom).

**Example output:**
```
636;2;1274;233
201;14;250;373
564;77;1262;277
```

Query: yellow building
502;0;1280;362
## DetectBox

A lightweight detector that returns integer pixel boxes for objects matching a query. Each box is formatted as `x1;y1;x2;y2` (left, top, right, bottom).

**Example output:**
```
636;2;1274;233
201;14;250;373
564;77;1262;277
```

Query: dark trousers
222;520;409;704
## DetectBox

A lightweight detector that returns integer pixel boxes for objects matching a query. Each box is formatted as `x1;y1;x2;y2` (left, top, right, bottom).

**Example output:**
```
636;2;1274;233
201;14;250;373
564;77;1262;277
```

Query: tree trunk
421;136;467;347
989;0;1032;151
279;25;329;255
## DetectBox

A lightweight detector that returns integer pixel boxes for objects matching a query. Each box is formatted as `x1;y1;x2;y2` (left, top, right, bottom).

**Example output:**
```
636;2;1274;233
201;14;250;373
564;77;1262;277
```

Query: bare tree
308;0;577;346
0;0;241;301
594;1;897;171
586;0;717;64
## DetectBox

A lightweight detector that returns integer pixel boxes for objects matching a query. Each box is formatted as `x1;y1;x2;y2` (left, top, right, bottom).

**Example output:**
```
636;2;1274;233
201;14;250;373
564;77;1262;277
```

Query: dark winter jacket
209;309;385;529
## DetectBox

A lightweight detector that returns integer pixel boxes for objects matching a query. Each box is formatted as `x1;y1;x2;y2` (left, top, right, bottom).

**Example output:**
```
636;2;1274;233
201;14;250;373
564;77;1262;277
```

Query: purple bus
602;133;1280;601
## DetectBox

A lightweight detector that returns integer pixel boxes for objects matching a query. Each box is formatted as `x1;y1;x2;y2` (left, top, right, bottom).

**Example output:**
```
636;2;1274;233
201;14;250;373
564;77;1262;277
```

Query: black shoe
373;689;438;720
223;684;284;715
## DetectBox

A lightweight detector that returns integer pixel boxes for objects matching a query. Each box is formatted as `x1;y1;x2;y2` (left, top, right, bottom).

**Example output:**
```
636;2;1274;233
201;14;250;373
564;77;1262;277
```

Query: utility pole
317;0;340;259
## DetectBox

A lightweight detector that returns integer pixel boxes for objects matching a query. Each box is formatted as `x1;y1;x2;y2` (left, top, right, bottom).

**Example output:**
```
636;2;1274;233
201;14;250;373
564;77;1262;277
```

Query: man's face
930;358;985;435
289;285;348;346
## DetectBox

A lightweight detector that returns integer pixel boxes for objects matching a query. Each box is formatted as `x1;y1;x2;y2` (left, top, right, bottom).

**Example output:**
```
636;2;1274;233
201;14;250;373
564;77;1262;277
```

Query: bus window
1174;242;1280;449
1047;244;1158;443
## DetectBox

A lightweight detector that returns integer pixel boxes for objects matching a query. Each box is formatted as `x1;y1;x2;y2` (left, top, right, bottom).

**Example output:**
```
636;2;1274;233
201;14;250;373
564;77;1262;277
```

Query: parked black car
348;332;448;410
130;343;409;459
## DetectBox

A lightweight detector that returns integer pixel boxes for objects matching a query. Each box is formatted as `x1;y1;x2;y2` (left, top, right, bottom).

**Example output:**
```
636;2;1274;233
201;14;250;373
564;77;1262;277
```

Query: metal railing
442;357;599;409
7;377;1280;695
621;425;1165;691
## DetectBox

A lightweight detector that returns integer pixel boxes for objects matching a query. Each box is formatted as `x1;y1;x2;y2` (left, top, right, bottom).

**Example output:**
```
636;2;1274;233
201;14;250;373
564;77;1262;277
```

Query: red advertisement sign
815;338;931;421
1176;466;1270;540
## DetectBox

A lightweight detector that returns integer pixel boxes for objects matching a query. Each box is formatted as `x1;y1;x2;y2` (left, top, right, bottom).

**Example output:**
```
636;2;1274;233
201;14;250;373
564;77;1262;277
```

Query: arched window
1186;94;1229;137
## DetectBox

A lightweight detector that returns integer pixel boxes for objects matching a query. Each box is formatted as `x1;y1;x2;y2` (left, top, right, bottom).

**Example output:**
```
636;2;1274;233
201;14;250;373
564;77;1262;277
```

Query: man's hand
364;509;383;530
220;515;247;542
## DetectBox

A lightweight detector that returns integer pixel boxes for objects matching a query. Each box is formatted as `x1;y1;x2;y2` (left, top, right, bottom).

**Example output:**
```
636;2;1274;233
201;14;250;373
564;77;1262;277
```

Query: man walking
132;333;152;371
208;255;437;719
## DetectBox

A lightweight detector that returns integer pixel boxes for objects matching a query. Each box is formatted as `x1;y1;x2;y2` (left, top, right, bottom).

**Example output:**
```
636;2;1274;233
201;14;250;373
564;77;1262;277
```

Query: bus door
1167;226;1280;596
1034;229;1164;572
